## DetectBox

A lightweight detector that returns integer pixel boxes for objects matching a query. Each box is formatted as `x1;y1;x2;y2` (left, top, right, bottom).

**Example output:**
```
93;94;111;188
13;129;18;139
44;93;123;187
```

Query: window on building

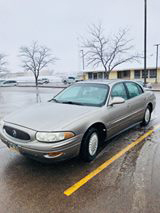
97;72;103;79
117;72;122;78
117;70;130;79
142;70;148;78
88;73;92;79
93;73;97;79
104;72;108;79
134;70;140;79
123;70;130;78
150;69;157;78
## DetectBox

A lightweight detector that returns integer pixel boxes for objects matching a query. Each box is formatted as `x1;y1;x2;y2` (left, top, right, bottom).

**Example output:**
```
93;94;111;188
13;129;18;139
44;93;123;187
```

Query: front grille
3;126;31;141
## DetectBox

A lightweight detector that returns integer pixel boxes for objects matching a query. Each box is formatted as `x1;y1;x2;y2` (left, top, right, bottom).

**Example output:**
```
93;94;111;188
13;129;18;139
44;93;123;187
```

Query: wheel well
84;123;107;142
148;103;153;112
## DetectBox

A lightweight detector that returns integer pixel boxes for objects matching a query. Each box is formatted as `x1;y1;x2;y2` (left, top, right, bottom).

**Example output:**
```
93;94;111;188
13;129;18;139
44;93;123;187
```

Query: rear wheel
80;128;99;162
142;105;151;126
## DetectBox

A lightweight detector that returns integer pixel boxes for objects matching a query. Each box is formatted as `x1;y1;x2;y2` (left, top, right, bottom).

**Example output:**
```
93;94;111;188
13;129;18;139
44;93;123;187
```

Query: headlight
36;131;75;142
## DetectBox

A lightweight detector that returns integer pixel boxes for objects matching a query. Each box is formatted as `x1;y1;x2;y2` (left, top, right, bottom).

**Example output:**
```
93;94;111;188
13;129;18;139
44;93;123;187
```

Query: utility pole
154;44;160;83
144;0;147;85
80;50;85;71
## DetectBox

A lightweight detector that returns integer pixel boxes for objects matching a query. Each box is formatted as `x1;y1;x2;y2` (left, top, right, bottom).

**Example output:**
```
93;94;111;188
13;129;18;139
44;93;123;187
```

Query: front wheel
80;128;99;162
142;106;151;126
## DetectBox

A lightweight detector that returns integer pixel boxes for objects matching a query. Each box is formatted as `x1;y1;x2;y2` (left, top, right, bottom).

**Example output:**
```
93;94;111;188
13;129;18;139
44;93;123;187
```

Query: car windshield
53;83;109;107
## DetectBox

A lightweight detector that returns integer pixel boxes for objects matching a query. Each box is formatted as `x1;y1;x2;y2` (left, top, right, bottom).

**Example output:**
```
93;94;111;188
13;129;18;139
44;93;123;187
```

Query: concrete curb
151;89;160;92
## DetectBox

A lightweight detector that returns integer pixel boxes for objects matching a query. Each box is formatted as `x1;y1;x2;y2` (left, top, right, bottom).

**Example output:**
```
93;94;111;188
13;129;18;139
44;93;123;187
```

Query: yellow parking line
64;124;160;196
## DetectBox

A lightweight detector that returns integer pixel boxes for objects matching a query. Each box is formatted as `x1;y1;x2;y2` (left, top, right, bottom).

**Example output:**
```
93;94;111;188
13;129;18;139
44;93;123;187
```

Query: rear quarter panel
144;90;156;110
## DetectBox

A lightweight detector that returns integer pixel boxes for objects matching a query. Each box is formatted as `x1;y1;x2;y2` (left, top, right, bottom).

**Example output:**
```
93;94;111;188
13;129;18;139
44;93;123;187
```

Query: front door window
111;83;128;100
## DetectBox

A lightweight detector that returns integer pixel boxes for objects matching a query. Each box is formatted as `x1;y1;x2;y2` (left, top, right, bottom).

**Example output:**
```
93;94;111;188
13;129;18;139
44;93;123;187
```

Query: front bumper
0;123;82;162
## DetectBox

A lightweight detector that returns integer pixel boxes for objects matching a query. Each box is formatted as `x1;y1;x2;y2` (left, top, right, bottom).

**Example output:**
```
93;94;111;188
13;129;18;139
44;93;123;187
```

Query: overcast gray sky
0;0;159;74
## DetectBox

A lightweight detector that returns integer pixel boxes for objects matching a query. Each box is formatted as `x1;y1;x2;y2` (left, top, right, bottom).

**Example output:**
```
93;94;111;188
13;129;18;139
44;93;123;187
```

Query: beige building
83;67;160;83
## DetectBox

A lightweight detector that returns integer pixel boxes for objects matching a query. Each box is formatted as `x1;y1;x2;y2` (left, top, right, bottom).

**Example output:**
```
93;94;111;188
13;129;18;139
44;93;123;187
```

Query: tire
142;105;151;126
80;127;99;162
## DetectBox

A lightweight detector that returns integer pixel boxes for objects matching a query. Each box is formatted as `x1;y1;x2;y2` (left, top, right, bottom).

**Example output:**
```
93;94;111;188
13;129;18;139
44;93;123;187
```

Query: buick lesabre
0;80;156;162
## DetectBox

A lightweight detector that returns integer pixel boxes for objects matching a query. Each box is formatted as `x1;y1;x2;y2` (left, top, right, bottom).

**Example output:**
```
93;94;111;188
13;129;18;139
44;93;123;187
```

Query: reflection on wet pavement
0;87;62;119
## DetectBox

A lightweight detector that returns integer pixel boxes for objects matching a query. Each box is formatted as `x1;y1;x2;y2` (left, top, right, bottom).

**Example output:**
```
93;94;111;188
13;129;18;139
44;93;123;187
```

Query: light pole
154;44;160;83
144;0;147;85
80;50;85;71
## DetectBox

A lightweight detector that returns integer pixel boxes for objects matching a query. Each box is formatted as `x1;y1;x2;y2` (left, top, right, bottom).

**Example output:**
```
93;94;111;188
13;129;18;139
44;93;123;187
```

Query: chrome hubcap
145;108;150;123
88;133;98;156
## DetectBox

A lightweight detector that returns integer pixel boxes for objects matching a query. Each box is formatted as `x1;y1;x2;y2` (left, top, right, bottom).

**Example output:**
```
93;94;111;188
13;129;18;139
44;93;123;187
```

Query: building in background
83;67;160;83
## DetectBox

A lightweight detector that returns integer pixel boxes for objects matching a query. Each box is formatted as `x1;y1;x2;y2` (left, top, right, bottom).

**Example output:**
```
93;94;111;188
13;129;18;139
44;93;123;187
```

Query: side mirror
110;97;125;106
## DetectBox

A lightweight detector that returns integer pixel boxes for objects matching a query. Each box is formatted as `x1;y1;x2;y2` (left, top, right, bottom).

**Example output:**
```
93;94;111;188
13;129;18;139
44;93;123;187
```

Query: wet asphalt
0;87;160;213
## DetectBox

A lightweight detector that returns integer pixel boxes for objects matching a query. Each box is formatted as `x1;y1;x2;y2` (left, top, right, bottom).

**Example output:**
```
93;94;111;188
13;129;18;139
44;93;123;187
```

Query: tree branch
19;41;57;86
82;25;141;78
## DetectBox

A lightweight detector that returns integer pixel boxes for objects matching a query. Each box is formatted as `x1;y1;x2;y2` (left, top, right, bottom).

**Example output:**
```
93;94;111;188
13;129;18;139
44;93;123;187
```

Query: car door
106;82;131;138
124;82;146;124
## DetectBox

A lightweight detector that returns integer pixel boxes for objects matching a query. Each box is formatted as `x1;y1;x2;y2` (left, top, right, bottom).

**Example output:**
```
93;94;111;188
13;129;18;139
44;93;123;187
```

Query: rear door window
125;82;143;99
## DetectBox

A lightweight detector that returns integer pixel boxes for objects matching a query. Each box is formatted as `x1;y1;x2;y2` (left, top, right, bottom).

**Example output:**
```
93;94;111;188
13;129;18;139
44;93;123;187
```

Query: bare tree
19;41;57;86
82;24;140;79
0;54;8;77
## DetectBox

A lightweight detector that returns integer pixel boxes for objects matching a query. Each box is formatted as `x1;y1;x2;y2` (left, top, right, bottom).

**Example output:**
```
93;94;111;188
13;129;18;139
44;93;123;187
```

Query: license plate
9;143;19;153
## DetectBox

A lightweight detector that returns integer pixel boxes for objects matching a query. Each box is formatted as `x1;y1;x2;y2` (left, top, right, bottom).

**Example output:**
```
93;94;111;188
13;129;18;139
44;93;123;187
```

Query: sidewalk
151;83;160;92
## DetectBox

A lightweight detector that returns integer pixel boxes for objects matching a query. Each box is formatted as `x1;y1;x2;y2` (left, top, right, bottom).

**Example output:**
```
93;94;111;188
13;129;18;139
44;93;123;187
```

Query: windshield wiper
48;98;59;103
61;101;84;105
49;99;84;105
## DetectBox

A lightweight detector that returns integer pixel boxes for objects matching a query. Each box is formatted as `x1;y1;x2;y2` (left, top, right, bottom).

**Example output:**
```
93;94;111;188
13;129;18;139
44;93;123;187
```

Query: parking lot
0;87;160;213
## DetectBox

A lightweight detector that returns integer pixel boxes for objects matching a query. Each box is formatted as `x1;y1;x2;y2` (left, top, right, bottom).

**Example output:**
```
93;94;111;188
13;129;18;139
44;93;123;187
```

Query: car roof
76;79;126;86
76;79;146;90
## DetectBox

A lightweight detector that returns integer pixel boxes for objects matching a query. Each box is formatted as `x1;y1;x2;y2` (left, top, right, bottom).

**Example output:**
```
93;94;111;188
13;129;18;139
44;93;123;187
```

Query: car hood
4;102;98;131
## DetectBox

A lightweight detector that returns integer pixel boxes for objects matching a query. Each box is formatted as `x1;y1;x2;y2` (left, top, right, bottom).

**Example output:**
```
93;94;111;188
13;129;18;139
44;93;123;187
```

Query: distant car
41;78;49;84
38;78;49;85
135;80;152;89
0;80;156;163
0;80;5;85
37;79;44;85
75;79;84;82
62;77;83;84
62;76;76;84
0;80;17;87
